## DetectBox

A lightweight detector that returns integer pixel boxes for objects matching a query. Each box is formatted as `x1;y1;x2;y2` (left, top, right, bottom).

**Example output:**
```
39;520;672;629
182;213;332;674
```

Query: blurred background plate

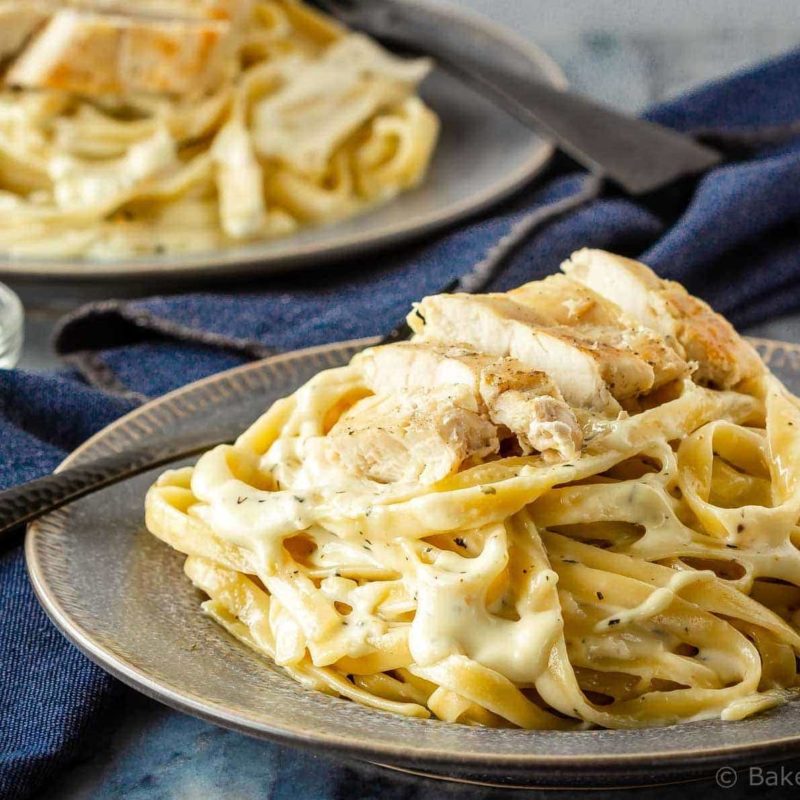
0;3;563;283
25;336;800;789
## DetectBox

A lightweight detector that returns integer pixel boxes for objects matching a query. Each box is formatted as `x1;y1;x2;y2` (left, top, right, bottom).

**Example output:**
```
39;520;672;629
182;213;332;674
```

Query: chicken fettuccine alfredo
147;249;800;729
0;0;438;257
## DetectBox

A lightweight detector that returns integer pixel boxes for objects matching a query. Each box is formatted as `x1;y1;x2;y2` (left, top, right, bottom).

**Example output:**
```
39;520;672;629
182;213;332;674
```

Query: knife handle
0;440;217;542
0;452;148;540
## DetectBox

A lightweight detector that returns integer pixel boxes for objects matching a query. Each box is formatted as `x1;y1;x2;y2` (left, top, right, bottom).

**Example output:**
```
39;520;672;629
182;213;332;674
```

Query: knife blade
312;0;722;194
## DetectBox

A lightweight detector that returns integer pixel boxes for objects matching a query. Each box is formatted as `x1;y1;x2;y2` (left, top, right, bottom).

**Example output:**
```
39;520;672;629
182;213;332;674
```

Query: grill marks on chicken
0;1;249;98
7;9;232;97
510;274;689;391
330;250;761;487
407;288;689;413
563;248;764;389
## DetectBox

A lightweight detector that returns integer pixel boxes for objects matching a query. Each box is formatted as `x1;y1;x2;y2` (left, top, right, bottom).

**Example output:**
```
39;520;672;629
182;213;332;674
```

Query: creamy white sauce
594;569;714;632
408;529;562;683
49;126;176;209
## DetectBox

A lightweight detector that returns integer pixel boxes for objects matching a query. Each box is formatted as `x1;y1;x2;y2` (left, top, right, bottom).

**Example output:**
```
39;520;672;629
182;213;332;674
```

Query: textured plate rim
0;0;564;282
24;336;800;776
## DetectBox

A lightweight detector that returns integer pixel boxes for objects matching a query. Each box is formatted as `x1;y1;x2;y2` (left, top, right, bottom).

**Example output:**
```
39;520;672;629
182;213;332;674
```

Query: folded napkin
5;48;800;799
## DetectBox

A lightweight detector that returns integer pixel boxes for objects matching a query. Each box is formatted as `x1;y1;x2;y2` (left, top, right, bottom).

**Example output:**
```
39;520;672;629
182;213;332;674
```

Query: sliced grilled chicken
562;248;764;388
407;293;674;412
509;274;689;391
659;285;764;388
7;9;232;97
478;359;582;459
509;274;624;327
328;385;499;485
355;341;490;395
561;249;679;341
355;342;583;460
574;323;688;391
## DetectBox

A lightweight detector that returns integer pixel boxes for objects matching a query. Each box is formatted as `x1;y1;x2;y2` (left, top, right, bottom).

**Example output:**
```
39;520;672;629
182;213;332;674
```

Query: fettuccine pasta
0;0;438;258
147;249;800;729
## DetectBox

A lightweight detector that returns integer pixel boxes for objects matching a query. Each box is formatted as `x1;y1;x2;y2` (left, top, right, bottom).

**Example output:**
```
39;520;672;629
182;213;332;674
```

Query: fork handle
0;442;212;540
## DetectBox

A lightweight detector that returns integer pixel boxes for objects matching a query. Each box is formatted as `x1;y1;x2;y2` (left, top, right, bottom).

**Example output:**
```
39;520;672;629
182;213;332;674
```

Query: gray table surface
19;2;800;798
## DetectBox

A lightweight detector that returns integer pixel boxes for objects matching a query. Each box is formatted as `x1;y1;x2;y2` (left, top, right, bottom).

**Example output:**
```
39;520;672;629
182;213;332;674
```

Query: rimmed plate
26;337;800;789
0;2;562;282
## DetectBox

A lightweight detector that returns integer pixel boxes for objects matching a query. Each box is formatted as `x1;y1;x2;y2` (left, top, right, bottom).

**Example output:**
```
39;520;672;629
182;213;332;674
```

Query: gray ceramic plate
0;3;562;283
26;337;800;789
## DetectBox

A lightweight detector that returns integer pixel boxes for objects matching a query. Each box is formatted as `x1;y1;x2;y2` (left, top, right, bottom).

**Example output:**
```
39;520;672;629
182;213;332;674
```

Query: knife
311;0;722;195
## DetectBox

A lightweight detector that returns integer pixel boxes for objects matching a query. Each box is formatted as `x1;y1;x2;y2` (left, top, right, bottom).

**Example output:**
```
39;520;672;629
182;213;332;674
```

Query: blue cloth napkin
5;48;800;799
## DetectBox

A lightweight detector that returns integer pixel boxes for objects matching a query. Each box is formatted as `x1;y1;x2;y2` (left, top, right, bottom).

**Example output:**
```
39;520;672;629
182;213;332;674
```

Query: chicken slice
575;323;688;390
355;342;489;395
509;273;689;391
562;248;764;388
7;9;233;97
509;274;624;327
478;359;582;460
328;385;499;485
562;249;686;349
354;342;583;460
658;286;764;388
407;293;667;412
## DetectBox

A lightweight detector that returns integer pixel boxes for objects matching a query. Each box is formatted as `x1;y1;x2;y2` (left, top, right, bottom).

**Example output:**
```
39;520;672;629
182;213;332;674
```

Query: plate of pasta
26;250;800;787
0;0;560;279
